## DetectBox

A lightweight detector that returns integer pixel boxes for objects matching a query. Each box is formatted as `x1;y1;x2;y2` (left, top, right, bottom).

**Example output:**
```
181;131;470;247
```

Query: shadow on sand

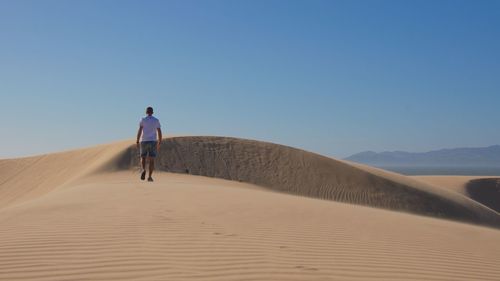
466;178;500;213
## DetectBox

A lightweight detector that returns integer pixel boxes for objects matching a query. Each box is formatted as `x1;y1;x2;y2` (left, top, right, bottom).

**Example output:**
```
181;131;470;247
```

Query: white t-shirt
140;116;161;142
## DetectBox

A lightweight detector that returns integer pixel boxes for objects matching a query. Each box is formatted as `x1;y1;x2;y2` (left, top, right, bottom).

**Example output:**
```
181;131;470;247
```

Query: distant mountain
345;145;500;167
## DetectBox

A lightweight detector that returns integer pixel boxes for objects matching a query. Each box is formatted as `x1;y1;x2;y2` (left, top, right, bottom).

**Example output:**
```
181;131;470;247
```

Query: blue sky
0;0;499;159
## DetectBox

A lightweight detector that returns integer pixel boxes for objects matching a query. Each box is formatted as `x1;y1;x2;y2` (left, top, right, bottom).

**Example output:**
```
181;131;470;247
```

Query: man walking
136;106;162;182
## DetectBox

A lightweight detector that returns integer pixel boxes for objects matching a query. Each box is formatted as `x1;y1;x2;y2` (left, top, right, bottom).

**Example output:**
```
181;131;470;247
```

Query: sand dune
412;176;489;194
0;140;131;209
105;136;499;227
413;176;500;213
1;172;500;281
2;137;499;226
1;136;500;280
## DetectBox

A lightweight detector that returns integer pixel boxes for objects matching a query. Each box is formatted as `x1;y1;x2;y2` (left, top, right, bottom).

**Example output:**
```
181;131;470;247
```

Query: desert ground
1;136;499;280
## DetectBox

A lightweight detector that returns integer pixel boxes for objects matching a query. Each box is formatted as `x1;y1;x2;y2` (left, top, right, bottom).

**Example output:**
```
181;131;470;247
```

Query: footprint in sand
295;265;319;271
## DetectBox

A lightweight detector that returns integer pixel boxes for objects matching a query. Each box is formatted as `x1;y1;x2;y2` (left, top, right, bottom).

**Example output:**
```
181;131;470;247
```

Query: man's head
146;107;154;116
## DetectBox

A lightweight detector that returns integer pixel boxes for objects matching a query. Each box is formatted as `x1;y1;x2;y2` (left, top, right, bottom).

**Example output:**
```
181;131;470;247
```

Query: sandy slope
412;175;498;194
1;172;499;281
413;176;500;213
1;136;500;280
0;140;131;209
108;136;500;227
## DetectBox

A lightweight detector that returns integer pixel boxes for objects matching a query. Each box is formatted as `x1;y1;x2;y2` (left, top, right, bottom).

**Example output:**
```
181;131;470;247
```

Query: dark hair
146;107;153;114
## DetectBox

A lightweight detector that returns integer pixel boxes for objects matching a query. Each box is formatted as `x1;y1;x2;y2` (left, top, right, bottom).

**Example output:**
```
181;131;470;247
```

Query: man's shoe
147;177;154;182
141;171;146;180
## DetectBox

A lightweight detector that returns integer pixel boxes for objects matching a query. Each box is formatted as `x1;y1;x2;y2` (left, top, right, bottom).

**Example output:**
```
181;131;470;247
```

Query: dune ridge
0;140;131;209
412;176;500;213
466;178;500;212
105;136;500;227
413;176;500;213
1;136;500;280
2;136;499;228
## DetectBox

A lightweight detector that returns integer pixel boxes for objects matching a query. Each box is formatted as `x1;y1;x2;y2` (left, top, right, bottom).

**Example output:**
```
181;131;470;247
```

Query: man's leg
140;157;147;180
148;157;155;181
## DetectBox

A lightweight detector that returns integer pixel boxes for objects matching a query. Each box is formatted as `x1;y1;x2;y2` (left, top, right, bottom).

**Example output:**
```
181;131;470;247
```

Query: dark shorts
140;141;157;158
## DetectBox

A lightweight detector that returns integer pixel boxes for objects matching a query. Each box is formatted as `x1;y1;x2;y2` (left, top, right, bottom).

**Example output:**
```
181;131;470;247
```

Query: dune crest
1;137;500;280
107;136;499;227
0;140;131;208
413;176;500;214
1;136;499;228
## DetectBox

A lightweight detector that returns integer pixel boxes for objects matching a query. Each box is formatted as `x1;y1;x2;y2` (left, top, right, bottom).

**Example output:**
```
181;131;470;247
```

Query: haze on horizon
1;0;499;159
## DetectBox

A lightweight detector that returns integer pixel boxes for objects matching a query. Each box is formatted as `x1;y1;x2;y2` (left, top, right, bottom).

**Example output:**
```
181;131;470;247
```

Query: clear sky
0;0;499;159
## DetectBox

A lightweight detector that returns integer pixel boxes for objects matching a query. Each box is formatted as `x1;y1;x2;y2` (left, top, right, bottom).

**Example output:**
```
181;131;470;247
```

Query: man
136;106;162;182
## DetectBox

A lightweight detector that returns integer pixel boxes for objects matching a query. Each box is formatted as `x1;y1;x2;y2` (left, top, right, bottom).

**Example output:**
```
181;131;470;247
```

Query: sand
413;175;500;213
1;136;499;280
412;175;496;194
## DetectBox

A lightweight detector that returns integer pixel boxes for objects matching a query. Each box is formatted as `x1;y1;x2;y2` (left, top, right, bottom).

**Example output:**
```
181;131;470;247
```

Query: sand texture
1;136;499;280
413;175;500;213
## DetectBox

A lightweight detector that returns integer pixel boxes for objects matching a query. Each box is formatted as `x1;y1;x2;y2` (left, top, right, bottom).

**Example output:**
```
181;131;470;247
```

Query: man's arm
157;128;162;149
136;126;143;147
